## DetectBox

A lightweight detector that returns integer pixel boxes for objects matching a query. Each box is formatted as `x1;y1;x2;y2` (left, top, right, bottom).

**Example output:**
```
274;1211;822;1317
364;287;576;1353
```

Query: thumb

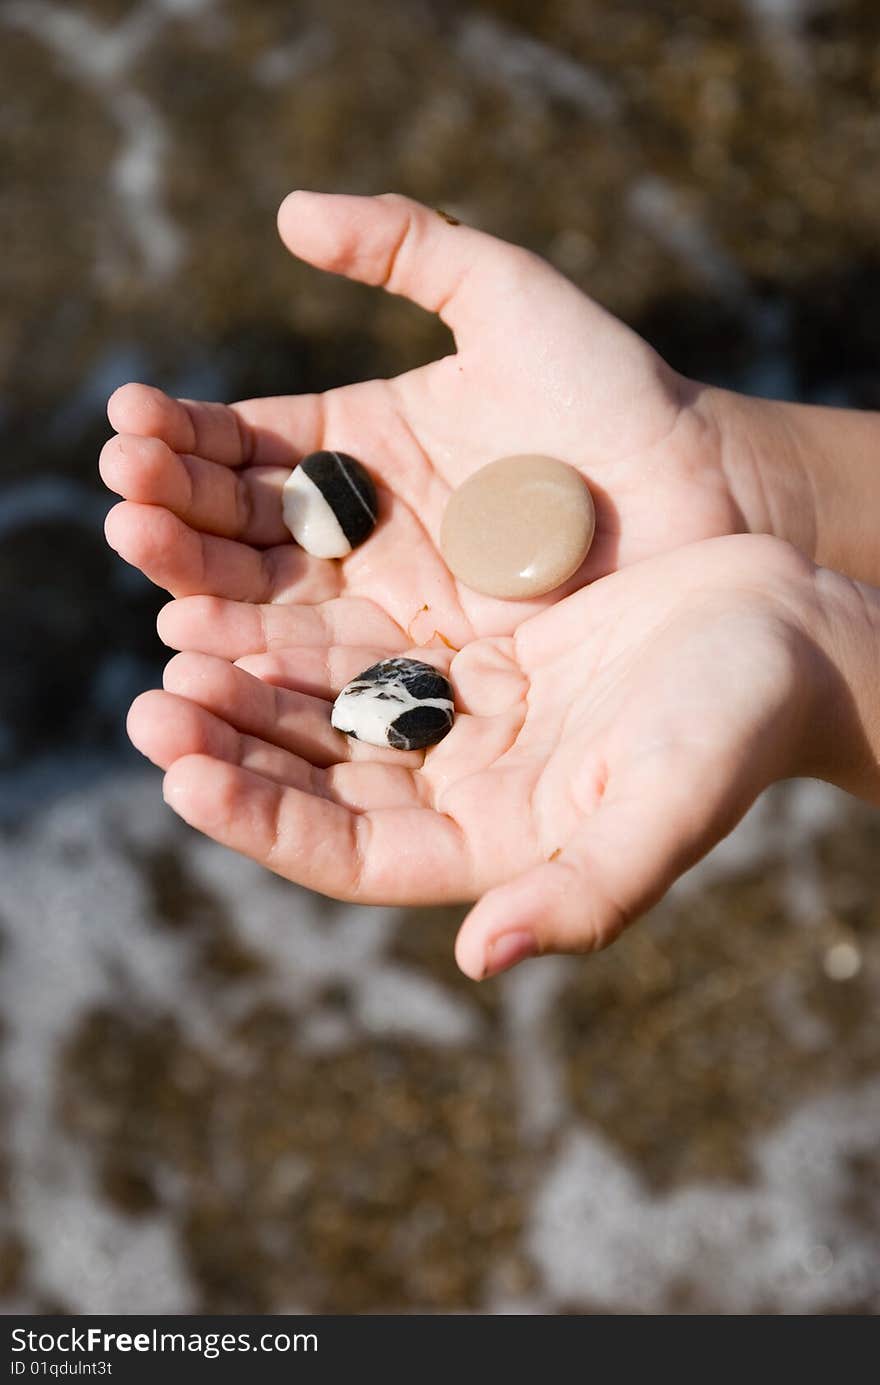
454;754;758;980
276;189;550;341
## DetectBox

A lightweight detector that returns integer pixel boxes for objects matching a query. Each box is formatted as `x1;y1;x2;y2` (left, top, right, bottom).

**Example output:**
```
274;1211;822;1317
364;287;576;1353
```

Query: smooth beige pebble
439;455;596;600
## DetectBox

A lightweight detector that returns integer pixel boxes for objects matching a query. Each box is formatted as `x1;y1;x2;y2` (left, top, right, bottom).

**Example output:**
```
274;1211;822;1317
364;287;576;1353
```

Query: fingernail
483;929;537;979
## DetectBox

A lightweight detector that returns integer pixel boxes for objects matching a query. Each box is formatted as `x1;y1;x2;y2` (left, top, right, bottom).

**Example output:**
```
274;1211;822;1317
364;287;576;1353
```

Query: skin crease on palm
100;192;859;980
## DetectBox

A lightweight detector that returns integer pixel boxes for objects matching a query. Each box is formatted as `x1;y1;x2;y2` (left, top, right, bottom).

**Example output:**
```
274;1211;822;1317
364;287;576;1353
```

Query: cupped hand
127;535;831;979
101;190;746;650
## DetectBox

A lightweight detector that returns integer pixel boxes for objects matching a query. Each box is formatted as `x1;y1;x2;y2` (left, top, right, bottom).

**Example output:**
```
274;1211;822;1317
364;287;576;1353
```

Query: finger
100;434;291;545
162;652;422;768
454;752;749;980
162;755;472;902
108;383;303;467
163;653;345;767
128;689;423;811
236;645;453;701
128;687;321;788
277;190;540;340
157;594;404;660
105;502;331;602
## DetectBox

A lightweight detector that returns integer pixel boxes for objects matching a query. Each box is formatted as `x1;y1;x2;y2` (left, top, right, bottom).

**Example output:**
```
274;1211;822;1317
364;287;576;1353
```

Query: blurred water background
1;0;879;1314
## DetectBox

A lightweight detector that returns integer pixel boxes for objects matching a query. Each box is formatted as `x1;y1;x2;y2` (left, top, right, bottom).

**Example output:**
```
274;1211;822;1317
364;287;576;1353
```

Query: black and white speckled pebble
282;450;377;558
331;658;455;751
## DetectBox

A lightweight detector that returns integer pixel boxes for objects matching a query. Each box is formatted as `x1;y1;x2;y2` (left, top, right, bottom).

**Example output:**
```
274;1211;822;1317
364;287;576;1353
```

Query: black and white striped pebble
331;658;455;751
282;450;378;558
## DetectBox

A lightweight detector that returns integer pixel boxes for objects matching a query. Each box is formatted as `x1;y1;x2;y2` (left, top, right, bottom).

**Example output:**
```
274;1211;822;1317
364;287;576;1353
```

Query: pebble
282;450;377;558
331;658;455;751
439;454;595;599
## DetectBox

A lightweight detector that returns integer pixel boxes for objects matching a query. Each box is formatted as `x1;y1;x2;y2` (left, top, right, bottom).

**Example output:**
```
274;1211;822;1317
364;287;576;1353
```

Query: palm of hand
102;192;740;659
129;536;810;978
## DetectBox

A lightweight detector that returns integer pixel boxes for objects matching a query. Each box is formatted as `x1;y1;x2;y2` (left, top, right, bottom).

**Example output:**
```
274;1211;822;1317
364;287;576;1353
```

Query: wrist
789;563;880;803
697;385;880;588
693;383;820;558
